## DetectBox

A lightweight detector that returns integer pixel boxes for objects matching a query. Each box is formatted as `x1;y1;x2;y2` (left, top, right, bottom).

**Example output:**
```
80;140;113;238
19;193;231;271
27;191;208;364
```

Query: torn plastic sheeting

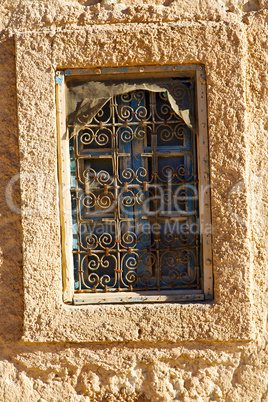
67;79;195;135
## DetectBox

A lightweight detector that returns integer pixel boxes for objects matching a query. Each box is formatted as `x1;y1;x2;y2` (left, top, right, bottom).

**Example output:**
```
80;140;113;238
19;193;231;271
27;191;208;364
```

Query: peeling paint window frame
56;65;213;305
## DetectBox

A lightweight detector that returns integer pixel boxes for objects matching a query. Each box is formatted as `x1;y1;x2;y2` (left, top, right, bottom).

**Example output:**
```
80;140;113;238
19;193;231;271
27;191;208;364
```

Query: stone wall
0;1;268;401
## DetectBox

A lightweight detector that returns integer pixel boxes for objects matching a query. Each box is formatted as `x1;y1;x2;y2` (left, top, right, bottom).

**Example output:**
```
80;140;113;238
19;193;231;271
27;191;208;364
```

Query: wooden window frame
56;64;213;305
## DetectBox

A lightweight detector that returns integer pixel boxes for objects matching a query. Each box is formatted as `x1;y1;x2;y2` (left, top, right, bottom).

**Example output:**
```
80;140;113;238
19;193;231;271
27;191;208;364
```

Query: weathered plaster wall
0;1;268;401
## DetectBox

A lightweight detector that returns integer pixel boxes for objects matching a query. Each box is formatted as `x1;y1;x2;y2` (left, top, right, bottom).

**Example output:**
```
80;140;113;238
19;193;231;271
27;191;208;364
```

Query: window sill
73;289;206;305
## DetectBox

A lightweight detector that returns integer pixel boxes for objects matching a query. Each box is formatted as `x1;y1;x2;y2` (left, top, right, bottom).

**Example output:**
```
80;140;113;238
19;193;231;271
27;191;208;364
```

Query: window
57;65;212;304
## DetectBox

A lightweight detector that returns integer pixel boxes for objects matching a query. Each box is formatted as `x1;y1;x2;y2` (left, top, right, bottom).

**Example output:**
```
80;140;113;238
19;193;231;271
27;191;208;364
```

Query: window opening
57;65;213;304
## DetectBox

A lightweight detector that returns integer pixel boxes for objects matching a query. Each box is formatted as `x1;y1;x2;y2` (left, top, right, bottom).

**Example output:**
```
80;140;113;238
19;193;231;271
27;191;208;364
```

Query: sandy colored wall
0;1;268;401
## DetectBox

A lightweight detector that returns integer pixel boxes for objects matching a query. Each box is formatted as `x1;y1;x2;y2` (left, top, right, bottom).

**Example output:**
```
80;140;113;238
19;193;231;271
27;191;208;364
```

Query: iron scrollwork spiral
72;87;200;294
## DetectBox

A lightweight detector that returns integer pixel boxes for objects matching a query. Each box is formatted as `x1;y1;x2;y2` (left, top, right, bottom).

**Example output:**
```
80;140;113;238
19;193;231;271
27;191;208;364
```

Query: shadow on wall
243;0;262;12
78;0;176;6
0;38;24;343
78;0;100;5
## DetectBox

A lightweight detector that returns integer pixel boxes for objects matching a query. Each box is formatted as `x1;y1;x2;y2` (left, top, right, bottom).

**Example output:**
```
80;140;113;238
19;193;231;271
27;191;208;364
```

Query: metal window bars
56;65;213;304
69;85;201;294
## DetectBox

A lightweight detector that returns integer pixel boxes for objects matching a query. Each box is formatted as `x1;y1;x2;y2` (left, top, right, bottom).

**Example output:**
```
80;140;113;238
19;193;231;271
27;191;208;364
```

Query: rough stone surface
15;21;254;343
0;0;268;401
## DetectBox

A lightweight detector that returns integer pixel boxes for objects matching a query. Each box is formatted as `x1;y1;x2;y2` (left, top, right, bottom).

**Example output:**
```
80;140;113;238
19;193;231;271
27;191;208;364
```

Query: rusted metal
69;85;201;294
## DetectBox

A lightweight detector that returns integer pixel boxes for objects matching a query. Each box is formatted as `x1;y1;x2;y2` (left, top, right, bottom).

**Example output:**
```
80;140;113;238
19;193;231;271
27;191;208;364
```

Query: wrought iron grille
68;82;201;294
